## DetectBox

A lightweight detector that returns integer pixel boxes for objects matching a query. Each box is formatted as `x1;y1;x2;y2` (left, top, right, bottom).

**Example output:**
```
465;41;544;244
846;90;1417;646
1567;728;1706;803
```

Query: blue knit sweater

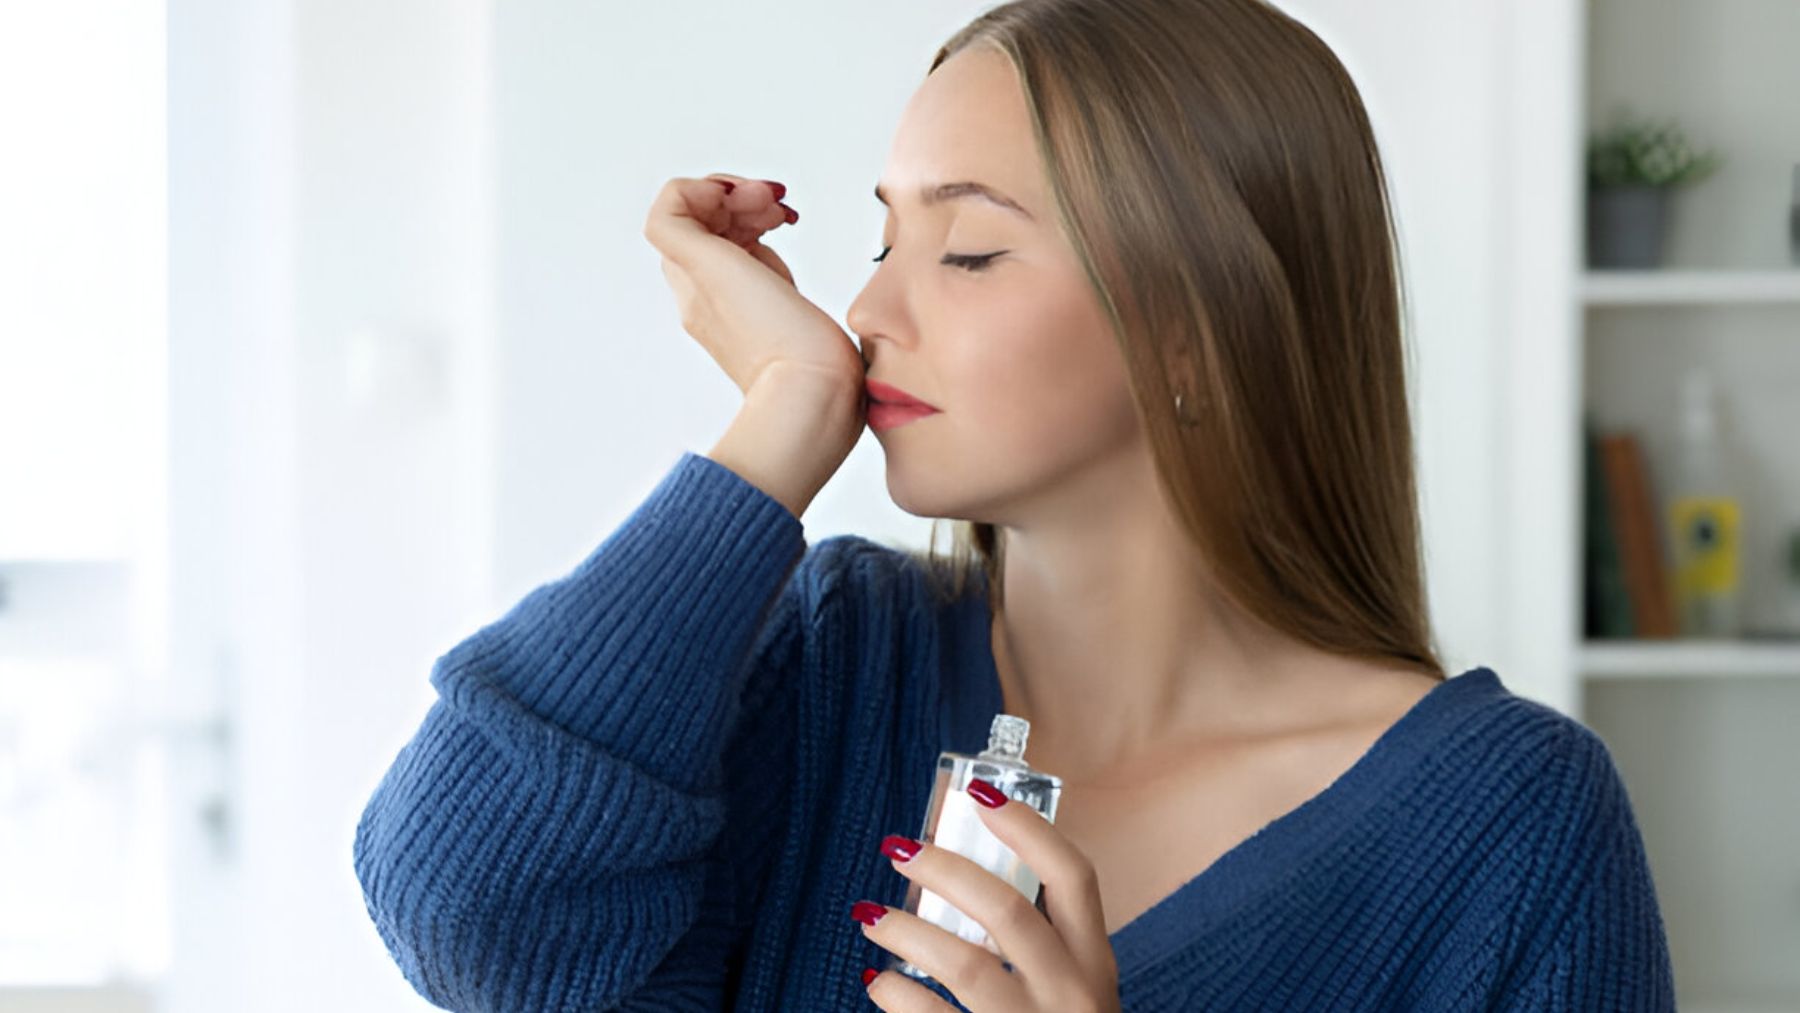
354;450;1677;1011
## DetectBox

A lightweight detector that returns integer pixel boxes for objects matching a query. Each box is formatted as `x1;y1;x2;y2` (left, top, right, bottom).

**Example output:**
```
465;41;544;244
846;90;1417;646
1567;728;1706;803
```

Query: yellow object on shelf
1670;497;1741;591
1668;496;1741;633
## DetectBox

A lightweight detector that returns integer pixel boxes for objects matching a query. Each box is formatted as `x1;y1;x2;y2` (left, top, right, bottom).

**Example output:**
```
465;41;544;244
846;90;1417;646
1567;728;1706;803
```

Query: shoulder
1518;700;1639;862
751;535;943;643
1436;669;1625;787
1444;677;1673;997
1461;671;1624;792
792;533;912;591
1423;669;1641;868
790;533;953;605
1359;670;1653;961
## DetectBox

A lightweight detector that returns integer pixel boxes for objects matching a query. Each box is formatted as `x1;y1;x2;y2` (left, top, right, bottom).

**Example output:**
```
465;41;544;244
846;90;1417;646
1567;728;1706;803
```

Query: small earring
1174;391;1201;426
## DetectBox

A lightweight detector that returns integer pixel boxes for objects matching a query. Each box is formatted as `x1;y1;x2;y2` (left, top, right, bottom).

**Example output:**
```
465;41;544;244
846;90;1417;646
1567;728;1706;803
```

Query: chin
881;457;947;519
878;438;1010;524
875;433;951;515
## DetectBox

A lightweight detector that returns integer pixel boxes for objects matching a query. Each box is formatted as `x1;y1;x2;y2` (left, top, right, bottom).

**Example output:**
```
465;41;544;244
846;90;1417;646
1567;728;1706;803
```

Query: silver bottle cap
984;714;1031;761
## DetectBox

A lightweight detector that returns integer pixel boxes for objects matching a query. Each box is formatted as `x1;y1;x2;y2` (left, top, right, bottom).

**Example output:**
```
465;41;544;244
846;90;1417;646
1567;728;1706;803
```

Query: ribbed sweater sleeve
1492;722;1677;1011
352;451;811;1012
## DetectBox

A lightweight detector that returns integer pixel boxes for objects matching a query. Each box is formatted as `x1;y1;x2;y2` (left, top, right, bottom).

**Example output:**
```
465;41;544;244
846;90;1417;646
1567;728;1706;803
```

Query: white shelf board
1581;638;1800;680
1582;269;1800;306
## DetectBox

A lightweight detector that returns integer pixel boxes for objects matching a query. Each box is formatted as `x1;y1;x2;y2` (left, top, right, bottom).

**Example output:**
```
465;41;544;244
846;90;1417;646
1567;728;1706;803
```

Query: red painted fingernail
715;179;735;194
968;778;1008;809
762;179;787;199
779;201;798;224
851;900;888;927
861;967;879;987
880;834;921;862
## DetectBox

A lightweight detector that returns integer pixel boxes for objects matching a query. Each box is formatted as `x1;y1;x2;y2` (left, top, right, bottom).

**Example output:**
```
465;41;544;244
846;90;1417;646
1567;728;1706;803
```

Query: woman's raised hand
643;174;866;400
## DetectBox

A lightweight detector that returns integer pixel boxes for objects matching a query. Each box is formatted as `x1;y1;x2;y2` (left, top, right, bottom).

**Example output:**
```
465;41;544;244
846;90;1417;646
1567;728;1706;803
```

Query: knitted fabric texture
354;451;1677;1011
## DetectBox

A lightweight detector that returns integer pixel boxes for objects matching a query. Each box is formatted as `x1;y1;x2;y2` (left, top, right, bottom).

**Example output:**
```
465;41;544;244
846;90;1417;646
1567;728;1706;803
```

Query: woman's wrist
706;363;863;519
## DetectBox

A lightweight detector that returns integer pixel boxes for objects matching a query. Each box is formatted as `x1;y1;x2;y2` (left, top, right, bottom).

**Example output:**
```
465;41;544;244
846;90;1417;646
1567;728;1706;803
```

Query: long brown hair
896;0;1445;679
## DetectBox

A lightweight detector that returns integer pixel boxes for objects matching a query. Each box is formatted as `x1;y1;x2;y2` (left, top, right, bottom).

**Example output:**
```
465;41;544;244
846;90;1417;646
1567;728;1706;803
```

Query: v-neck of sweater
936;570;1500;981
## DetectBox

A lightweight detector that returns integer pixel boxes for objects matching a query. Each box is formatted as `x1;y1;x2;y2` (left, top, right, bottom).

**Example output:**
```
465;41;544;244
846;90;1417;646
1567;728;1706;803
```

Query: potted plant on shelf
1586;108;1723;269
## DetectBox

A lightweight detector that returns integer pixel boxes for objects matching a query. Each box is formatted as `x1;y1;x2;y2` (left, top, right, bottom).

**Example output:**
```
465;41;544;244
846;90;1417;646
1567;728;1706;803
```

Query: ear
1164;337;1199;396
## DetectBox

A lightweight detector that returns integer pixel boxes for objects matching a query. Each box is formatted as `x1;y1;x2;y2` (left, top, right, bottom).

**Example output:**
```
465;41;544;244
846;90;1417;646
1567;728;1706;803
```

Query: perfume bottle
1665;368;1745;638
888;714;1063;984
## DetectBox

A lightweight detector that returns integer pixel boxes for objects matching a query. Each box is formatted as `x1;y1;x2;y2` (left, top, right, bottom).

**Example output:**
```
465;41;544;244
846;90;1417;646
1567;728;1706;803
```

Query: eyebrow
873;180;1034;221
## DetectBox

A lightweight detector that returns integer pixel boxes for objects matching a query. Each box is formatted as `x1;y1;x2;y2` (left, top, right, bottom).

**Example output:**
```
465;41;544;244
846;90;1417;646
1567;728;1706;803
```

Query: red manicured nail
714;179;735;194
880;834;921;862
968;778;1008;809
779;201;798;224
861;967;879;987
762;179;787;199
851;900;888;927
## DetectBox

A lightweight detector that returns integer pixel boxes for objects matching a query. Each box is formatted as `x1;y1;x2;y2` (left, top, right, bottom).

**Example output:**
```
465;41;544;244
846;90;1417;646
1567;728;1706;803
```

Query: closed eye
871;246;1004;273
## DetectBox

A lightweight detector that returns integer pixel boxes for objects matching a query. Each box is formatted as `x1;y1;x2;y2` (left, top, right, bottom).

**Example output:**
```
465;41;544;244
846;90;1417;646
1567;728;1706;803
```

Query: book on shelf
1583;417;1635;638
1606;431;1680;637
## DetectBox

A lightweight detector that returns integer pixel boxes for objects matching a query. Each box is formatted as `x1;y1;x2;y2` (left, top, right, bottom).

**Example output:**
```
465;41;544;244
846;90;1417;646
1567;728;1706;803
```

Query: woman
354;0;1676;1009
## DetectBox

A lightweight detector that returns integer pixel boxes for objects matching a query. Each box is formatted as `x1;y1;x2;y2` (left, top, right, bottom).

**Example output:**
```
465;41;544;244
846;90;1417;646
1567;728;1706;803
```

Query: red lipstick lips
864;379;940;432
864;379;936;410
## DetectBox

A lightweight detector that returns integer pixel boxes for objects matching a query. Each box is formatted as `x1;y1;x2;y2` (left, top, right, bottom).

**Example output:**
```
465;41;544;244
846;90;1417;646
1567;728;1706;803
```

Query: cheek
925;301;1138;485
950;300;1134;446
876;277;1139;519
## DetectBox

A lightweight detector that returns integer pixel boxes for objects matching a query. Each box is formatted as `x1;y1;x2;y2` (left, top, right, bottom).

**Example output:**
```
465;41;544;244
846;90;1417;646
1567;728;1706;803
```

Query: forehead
877;46;1041;216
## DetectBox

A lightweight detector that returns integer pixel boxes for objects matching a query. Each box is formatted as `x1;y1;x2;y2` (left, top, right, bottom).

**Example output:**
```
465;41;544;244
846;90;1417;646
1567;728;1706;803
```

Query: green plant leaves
1587;109;1724;188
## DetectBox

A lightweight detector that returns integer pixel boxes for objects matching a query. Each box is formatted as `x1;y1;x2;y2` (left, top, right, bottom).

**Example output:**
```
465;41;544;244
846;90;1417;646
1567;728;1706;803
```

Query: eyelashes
871;245;1003;273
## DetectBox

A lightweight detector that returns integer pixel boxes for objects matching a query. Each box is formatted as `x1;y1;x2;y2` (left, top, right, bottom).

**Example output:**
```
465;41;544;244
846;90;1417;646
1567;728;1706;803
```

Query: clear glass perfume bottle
1665;368;1745;638
888;713;1063;984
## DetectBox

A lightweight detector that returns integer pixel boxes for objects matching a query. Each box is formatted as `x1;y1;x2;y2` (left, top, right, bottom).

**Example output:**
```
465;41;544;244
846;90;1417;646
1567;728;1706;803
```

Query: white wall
167;0;494;1010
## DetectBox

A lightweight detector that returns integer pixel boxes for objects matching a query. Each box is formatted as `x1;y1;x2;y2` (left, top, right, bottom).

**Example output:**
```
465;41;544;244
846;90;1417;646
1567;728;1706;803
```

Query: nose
846;265;908;359
845;279;877;348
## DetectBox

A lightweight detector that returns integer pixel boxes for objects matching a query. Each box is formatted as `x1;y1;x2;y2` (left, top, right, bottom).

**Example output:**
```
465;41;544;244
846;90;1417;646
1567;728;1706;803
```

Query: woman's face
847;46;1142;526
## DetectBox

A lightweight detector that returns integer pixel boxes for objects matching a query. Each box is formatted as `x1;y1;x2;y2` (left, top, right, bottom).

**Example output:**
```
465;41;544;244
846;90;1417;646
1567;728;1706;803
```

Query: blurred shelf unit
1565;0;1800;1010
1581;638;1800;680
1582;269;1800;306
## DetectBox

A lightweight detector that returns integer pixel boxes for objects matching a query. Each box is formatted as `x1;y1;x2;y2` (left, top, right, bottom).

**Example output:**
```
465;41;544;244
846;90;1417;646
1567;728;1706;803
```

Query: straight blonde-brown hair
901;0;1445;679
